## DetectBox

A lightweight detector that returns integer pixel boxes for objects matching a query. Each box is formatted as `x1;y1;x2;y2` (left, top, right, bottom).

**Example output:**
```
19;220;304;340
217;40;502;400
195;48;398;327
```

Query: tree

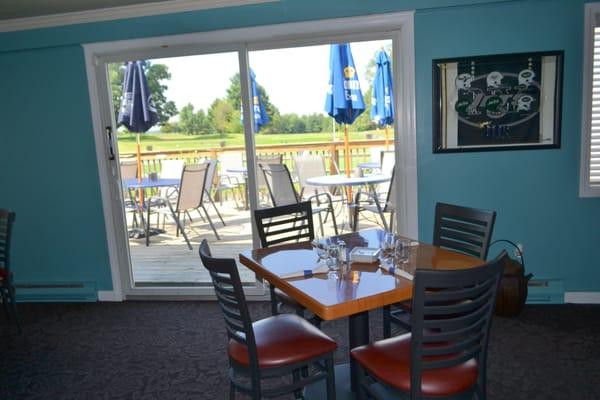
179;103;209;135
208;98;239;135
225;73;279;127
109;61;178;126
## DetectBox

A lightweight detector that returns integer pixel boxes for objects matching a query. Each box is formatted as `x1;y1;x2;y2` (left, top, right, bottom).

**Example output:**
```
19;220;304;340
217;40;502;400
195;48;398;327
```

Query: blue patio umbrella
370;49;394;148
117;61;158;202
324;44;365;176
250;69;270;132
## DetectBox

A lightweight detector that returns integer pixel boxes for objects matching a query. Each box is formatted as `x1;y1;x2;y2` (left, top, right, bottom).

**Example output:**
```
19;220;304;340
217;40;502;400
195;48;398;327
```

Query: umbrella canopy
324;44;365;177
118;61;158;133
250;69;270;132
324;44;365;124
371;49;394;126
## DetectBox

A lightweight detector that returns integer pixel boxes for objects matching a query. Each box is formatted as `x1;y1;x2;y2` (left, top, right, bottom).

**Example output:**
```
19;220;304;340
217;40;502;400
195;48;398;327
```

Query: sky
154;39;391;119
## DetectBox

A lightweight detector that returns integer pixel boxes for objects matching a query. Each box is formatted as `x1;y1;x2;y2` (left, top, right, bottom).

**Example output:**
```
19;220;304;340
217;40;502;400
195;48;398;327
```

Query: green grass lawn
117;131;385;153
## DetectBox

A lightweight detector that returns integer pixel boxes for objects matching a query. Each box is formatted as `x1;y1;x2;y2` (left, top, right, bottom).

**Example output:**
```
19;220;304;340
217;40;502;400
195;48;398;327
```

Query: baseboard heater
526;279;564;304
15;282;98;302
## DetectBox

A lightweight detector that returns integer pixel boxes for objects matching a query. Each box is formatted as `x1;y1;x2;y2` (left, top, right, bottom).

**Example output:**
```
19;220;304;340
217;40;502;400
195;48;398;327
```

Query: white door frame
83;11;418;301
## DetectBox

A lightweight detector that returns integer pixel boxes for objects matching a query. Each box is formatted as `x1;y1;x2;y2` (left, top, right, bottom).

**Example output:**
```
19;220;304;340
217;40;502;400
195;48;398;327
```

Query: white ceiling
0;0;172;20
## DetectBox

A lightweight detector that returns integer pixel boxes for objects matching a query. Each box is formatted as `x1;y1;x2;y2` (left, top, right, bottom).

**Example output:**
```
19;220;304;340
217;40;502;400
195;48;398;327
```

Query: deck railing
121;138;392;176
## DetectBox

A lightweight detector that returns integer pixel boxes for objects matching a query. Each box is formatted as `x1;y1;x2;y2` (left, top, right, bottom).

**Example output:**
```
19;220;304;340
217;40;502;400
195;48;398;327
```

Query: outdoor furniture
0;209;20;334
352;167;396;232
239;228;483;398
293;154;341;203
120;160;139;229
259;163;338;236
157;159;184;200
305;173;390;232
383;202;497;337
199;239;337;400
254;202;321;326
202;159;226;227
256;154;283;204
217;152;245;208
148;163;221;249
353;252;505;400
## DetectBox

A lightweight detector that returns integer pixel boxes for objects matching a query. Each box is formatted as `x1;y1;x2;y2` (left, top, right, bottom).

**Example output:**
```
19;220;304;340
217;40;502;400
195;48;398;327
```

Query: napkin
278;262;329;279
379;264;414;281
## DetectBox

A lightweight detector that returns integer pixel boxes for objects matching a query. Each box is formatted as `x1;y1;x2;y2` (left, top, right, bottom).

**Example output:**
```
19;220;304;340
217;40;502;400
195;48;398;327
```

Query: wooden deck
128;199;382;286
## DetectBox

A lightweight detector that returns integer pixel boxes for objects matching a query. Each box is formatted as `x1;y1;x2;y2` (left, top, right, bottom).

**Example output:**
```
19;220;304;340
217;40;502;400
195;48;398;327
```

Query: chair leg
383;305;392;339
269;285;279;315
202;206;220;240
325;354;336;400
328;200;339;235
318;212;325;237
206;190;226;226
169;205;192;250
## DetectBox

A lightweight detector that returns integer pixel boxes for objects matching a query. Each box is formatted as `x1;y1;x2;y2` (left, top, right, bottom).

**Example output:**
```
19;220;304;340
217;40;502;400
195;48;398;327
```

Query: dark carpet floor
1;302;599;400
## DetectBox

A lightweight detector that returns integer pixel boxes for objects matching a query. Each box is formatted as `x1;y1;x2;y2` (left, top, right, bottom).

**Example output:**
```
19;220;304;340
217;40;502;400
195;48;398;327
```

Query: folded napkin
278;263;329;279
379;264;414;281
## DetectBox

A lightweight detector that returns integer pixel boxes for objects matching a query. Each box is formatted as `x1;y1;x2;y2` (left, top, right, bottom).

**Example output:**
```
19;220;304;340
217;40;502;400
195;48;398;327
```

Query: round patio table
306;174;391;231
357;162;381;170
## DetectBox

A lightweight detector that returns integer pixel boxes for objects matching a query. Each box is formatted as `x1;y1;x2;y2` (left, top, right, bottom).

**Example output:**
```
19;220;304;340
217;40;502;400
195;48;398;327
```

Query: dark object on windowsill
490;239;533;317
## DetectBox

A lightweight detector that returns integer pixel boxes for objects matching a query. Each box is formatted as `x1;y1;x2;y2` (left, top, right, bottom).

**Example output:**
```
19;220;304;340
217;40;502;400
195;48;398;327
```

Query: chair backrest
254;201;315;248
433;202;497;260
370;146;385;164
293;154;327;196
258;163;299;207
256;154;283;190
204;159;218;193
198;240;259;370
218;152;244;178
381;150;395;177
409;251;506;399
176;163;209;211
160;159;185;179
120;160;138;180
383;167;396;212
0;209;16;273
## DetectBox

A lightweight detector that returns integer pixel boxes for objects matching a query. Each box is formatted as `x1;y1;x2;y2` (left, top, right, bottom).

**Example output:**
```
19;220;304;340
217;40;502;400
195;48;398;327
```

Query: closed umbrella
250;69;270;132
370;49;394;150
324;43;365;177
117;60;158;204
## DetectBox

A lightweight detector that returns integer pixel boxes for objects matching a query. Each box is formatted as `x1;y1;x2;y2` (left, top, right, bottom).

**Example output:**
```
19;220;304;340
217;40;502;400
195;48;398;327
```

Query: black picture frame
432;50;563;153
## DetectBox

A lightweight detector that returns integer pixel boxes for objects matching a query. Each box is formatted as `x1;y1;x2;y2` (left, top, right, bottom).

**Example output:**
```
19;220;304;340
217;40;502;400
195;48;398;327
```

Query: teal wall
0;0;597;297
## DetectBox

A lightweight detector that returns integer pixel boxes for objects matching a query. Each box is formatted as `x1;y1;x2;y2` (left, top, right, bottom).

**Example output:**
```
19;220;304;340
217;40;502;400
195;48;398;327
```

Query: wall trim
0;0;277;33
564;292;600;304
98;290;123;302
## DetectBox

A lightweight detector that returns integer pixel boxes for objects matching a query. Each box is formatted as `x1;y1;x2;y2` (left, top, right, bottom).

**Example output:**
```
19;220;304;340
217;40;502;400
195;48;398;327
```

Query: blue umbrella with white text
250;69;270;132
370;49;394;149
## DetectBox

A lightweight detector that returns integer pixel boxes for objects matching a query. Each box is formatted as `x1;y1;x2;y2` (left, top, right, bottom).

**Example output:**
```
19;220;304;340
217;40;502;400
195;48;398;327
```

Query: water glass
326;244;340;272
395;239;411;264
383;232;397;253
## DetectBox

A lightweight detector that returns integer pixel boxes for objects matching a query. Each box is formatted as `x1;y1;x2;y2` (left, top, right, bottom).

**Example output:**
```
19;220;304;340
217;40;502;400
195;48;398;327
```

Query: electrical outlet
515;243;524;257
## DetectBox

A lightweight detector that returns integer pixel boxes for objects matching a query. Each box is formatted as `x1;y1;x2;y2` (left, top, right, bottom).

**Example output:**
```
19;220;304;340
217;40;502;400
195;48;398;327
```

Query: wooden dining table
239;228;482;399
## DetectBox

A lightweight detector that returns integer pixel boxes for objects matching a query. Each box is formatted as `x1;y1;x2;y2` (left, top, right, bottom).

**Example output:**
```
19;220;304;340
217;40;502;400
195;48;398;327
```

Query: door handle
105;126;116;160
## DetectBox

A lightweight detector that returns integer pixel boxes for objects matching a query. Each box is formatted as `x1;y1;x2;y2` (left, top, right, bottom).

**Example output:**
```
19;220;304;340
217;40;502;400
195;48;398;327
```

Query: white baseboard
564;292;600;304
98;290;124;302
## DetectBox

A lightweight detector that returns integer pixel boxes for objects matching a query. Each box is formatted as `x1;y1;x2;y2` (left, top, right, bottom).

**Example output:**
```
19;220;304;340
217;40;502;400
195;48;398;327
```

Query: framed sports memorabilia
433;51;563;153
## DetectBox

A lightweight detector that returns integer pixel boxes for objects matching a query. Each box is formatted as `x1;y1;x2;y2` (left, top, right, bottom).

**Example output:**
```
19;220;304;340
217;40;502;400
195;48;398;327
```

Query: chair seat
229;314;336;368
351;333;478;397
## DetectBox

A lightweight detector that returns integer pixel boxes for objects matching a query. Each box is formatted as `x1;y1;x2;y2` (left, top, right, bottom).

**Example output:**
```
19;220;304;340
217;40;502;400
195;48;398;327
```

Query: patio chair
258;163;338;236
199;239;336;400
120;160;139;229
158;159;184;200
217;152;245;207
256;154;283;205
352;167;396;232
202;159;226;226
0;209;20;334
148;163;221;250
293;154;339;200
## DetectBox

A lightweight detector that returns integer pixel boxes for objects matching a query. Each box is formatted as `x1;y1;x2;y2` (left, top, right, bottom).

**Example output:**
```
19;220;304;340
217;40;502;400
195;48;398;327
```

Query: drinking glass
383;232;397;253
326;244;340;275
395;239;411;264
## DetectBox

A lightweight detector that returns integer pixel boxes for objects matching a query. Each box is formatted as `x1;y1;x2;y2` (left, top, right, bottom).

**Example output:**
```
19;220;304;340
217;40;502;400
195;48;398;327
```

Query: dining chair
258;163;338;236
199;239;337;400
254;201;322;327
256;154;283;204
217;152;245;206
352;251;506;400
149;163;221;249
383;202;497;337
0;209;20;334
158;159;184;200
202;159;226;226
352;167;395;232
120;160;140;229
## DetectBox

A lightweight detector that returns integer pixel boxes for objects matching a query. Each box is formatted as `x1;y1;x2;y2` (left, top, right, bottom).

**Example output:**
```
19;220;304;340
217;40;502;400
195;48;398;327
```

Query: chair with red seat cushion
383;202;497;337
199;239;336;400
352;251;505;399
0;209;20;334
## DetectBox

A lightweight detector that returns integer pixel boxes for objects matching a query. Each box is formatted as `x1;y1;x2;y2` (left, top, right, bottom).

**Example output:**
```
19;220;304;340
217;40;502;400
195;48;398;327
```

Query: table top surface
358;162;381;169
305;174;391;187
125;178;180;189
239;229;482;320
226;167;248;174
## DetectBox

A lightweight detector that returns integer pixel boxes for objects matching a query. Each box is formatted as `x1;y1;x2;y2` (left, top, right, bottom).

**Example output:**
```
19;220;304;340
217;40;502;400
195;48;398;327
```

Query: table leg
349;311;370;392
368;183;388;232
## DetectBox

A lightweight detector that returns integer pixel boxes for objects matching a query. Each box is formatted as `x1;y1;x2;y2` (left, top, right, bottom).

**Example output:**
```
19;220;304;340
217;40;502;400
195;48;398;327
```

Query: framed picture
433;51;563;153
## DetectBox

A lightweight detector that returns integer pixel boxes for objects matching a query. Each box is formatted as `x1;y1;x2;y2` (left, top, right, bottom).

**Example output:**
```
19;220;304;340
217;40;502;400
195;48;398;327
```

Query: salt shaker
337;240;348;275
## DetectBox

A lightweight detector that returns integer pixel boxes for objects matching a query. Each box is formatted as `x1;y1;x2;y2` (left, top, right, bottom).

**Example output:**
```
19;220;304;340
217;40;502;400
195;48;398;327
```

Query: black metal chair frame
356;251;506;400
254;202;322;326
352;167;395;232
0;209;20;334
199;240;336;399
384;202;497;337
259;163;338;236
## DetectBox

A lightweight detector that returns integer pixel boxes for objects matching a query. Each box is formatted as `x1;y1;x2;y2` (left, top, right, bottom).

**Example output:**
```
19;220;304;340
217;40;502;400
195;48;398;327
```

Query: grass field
117;131;385;153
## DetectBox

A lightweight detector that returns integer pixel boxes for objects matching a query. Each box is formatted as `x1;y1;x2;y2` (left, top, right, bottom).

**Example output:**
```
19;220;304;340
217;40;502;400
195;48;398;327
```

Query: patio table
124;178;180;245
306;174;391;231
